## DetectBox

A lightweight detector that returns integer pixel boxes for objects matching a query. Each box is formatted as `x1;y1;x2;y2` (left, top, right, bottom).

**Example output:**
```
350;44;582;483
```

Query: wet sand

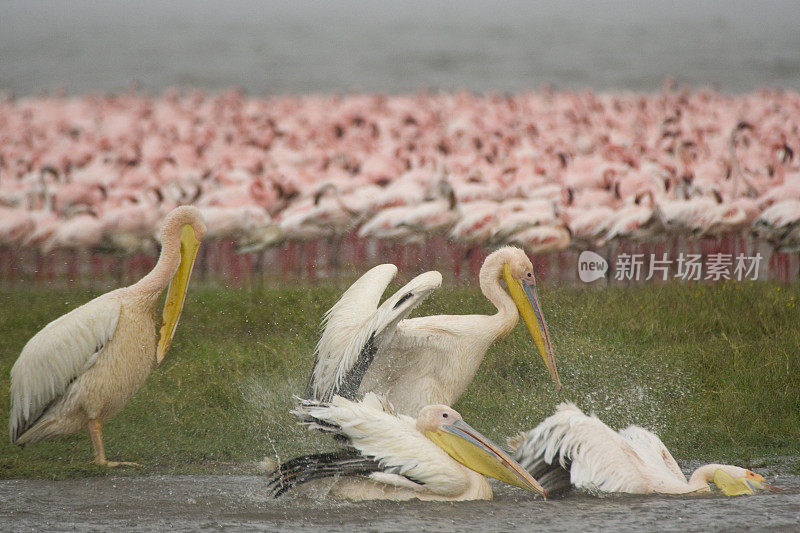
2;471;799;532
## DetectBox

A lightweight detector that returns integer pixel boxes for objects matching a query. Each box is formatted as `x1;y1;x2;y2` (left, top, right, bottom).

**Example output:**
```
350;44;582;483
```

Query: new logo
578;251;608;282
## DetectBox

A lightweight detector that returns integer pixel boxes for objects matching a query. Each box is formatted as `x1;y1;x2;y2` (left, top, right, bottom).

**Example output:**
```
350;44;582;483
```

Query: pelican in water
268;394;548;501
305;246;561;415
509;403;770;496
9;206;206;466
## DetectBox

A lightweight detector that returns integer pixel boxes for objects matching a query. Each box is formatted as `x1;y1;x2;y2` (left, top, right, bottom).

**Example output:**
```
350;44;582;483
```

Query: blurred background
2;0;800;286
3;0;799;95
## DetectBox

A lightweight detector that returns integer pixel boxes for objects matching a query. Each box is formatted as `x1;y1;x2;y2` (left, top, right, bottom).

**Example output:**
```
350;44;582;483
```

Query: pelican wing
306;266;442;401
266;448;383;498
291;394;468;496
618;425;685;483
510;402;656;493
9;295;121;443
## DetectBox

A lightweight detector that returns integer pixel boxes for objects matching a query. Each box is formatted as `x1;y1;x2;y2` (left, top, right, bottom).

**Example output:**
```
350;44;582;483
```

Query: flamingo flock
1;86;799;283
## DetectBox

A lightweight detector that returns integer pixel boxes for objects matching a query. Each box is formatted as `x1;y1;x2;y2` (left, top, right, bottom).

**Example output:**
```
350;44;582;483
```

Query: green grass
1;280;799;479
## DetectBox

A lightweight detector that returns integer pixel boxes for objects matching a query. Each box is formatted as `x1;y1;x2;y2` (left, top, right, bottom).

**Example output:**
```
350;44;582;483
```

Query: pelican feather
510;403;770;495
10;297;120;443
306;266;442;402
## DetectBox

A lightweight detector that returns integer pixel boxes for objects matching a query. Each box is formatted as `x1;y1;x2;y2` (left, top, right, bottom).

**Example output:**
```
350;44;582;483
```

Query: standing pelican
268;394;547;501
9;206;206;466
305;246;561;415
509;403;770;496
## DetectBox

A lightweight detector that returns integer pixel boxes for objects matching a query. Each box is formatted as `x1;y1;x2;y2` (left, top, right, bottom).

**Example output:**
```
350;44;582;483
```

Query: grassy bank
1;280;799;479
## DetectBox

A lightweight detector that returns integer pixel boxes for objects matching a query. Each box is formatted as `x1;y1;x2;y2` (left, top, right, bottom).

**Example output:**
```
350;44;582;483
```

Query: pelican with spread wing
268;394;547;501
9;206;206;466
509;403;770;496
305;246;561;415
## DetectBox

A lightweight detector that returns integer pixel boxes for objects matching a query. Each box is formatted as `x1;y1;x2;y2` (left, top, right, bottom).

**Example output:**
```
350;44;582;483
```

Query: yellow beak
713;469;759;496
502;264;561;390
156;224;201;366
427;418;547;497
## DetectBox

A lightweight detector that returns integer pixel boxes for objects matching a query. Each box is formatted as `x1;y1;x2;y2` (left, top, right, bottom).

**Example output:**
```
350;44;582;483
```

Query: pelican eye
442;413;448;419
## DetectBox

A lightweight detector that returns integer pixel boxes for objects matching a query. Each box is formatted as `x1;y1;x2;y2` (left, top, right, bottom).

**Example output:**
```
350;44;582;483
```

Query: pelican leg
88;419;139;467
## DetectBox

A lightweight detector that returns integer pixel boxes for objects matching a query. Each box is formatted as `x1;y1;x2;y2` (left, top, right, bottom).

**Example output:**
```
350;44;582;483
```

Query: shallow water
2;471;799;532
2;0;799;95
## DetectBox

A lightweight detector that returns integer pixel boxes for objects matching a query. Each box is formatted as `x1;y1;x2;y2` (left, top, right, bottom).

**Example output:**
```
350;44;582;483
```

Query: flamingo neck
479;250;518;338
130;220;182;300
687;464;724;491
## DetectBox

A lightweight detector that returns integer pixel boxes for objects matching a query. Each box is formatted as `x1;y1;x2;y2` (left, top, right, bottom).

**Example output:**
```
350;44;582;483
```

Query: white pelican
9;206;206;466
509;403;770;496
268;394;547;501
305;246;561;415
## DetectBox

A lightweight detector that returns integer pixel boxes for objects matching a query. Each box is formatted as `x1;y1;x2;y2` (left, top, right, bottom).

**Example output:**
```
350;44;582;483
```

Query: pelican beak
713;470;769;496
502;264;561;390
743;471;780;491
156;224;201;366
427;418;547;498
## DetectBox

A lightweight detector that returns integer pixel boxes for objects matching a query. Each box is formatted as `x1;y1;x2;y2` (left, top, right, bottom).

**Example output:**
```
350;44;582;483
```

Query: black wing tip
392;292;413;309
525;457;573;497
335;331;377;400
266;450;382;498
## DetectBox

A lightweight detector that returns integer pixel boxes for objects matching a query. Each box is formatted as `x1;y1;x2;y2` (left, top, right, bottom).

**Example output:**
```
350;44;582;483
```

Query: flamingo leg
329;235;343;275
88;419;139;467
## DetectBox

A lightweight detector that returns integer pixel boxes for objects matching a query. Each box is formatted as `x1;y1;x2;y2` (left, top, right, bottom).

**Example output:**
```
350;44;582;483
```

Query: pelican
9;206;206;466
305;246;561;416
268;393;547;501
509;403;770;496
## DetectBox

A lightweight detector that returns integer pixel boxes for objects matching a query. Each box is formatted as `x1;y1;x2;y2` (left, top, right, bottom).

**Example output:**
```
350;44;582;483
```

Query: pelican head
156;206;207;365
712;466;768;496
418;405;547;497
499;248;561;390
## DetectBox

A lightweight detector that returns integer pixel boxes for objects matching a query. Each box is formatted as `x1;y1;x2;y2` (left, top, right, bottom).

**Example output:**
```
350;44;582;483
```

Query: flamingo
563;206;616;249
359;180;458;243
506;225;572;255
0;88;799;280
0;207;35;247
488;199;559;245
752;200;800;251
42;213;105;253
